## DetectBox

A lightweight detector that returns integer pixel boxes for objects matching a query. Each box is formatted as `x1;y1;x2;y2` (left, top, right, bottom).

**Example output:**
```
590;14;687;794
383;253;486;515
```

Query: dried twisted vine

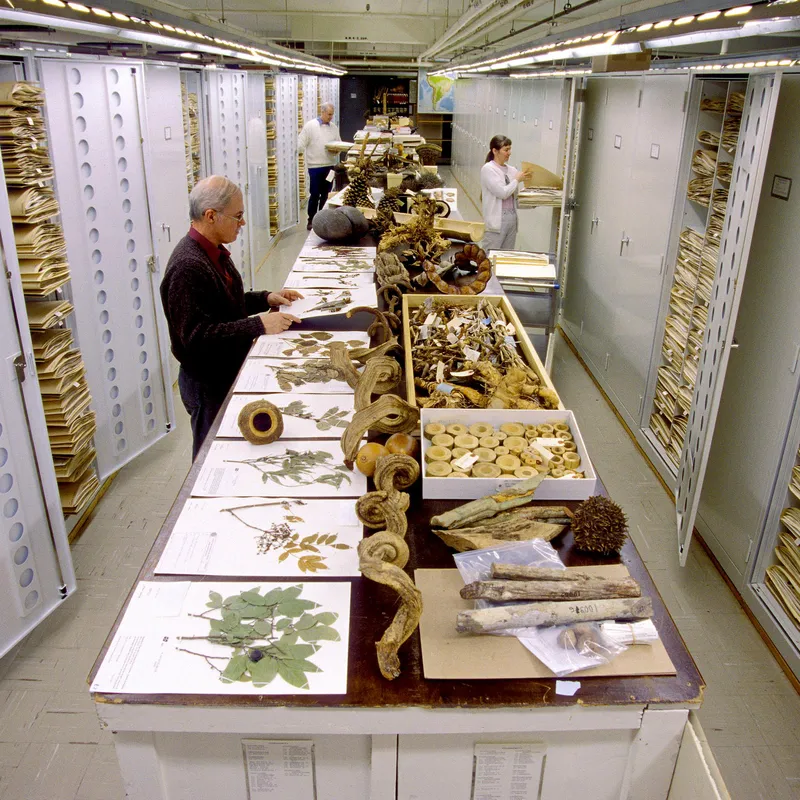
341;394;419;468
354;356;402;410
327;341;404;392
356;454;422;680
346;306;399;344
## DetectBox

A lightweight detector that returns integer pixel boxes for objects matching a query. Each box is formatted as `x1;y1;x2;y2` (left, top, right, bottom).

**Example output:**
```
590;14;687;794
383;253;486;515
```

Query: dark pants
307;166;332;222
178;368;227;461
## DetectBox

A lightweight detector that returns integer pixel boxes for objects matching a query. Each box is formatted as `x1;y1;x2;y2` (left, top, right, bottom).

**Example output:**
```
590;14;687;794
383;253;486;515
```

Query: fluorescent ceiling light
655;19;672;28
508;56;536;66
675;15;695;24
724;5;752;15
637;23;654;31
67;1;89;9
92;7;111;17
698;10;721;20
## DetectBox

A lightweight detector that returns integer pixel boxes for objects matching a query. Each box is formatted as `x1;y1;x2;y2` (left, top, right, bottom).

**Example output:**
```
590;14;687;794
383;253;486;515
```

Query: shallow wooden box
401;293;561;409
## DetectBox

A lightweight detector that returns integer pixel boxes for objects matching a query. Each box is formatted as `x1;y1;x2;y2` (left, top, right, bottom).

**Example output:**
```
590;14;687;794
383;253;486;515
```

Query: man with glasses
297;102;340;230
161;175;303;459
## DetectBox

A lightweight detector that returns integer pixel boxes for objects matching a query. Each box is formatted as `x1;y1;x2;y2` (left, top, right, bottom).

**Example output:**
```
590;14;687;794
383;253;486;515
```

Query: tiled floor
0;178;798;798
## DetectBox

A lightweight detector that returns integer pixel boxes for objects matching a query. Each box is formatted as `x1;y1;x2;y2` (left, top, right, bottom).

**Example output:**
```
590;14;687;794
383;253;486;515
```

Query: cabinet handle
619;232;631;256
161;223;171;242
591;216;600;233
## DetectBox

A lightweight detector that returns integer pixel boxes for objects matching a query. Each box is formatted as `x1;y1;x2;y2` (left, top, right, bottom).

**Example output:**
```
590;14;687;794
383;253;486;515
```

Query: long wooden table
90;231;708;800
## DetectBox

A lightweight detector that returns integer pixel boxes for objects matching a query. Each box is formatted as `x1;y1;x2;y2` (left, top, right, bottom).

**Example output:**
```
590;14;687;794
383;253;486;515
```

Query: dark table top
91;231;703;712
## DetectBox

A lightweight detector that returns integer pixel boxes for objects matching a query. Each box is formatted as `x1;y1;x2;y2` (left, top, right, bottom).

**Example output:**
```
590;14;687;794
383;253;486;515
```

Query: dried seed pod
479;436;500;449
431;433;455;449
469;422;494;438
425;445;452;463
473;447;496;463
572;495;629;555
237;400;284;445
496;454;521;474
500;422;525;436
504;436;527;454
426;461;452;477
471;462;502;479
494;446;510;456
424;423;446;439
453;434;480;450
514;466;538;479
446;423;468;436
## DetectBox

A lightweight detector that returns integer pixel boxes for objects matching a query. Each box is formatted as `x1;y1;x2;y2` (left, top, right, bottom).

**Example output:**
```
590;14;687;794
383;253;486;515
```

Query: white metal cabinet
244;71;270;276
205;69;252;289
276;73;299;231
40;58;174;480
0;158;76;656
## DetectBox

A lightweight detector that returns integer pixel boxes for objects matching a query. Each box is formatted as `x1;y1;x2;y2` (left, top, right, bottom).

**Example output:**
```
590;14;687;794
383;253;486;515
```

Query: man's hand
259;311;301;334
267;289;304;307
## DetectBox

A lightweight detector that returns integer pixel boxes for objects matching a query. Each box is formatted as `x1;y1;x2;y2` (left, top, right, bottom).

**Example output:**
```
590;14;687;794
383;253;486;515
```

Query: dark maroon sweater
160;233;269;395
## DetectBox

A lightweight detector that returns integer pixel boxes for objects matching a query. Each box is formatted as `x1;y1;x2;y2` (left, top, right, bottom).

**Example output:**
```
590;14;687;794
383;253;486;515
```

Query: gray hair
189;175;240;221
320;102;334;113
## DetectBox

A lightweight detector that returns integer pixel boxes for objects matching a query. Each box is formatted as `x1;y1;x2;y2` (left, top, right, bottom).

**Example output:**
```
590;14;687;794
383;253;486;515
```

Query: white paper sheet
218;394;355;439
287;286;378;319
192;440;366;498
243;740;316;799
300;244;376;259
472;743;546;800
91;581;351;695
250;330;370;359
283;271;375;290
155;497;362;577
234;358;355;394
292;254;375;273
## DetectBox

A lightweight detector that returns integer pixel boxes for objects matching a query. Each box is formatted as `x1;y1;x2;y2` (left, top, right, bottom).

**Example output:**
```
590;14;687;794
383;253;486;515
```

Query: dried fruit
356;442;389;476
572;495;629;555
249;649;264;662
385;432;418;458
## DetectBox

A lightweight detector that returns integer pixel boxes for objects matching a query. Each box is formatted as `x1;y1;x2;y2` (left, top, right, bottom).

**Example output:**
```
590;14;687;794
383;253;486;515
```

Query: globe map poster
418;70;456;114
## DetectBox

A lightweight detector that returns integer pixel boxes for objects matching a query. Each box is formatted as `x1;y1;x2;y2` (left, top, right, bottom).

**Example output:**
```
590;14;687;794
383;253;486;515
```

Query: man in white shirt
297;103;341;229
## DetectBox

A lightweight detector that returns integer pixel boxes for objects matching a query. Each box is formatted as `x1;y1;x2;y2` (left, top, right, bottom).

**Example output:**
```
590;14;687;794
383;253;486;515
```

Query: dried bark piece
354;357;403;411
356;454;422;680
490;564;596;581
346;306;397;344
341;395;420;468
435;523;564;552
237;400;284;445
430;473;548;529
459;577;642;602
456;597;654;634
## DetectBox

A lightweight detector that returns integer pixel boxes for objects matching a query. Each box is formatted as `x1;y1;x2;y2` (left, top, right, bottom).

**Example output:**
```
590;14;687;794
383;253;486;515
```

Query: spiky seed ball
572;495;628;555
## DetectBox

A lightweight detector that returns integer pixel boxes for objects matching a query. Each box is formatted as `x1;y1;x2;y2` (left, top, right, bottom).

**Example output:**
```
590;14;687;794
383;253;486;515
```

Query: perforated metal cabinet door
244;71;270;267
140;62;188;417
39;59;174;480
205;69;253;290
676;72;782;565
0;166;75;657
276;73;299;231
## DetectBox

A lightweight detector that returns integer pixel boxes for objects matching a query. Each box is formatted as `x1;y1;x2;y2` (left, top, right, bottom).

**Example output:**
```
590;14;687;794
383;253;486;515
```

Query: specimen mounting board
283;271;375;290
233;357;355;394
286;286;378;320
192;440;366;498
218;394;355;439
250;330;369;358
90;581;351;695
154;497;362;577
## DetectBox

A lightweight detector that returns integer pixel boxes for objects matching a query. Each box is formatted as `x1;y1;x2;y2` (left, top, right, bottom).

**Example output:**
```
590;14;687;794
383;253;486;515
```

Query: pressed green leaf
300;534;318;545
208;618;224;631
317;423;332;431
314;612;338;626
284;658;322;673
277;660;310;690
278;551;291;563
206;591;223;608
278;599;318;617
262;587;286;605
290;644;318;659
332;543;351;550
220;654;248;683
286;516;304;523
283;586;303;600
299;625;340;642
241;590;267;606
275;618;291;630
254;619;272;636
249;656;279;685
294;613;317;630
279;631;299;646
239;604;271;619
225;595;247;609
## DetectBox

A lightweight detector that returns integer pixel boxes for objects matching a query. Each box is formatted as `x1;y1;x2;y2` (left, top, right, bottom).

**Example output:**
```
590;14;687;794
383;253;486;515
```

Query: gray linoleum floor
0;176;799;799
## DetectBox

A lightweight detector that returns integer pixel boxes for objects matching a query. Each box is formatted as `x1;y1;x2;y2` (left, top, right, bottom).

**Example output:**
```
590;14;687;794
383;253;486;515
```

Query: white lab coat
480;160;520;232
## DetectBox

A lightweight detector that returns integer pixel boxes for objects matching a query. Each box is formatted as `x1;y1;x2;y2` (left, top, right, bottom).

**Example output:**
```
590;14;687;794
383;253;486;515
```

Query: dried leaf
277;660;310;689
249;656;279;686
221;654;248;683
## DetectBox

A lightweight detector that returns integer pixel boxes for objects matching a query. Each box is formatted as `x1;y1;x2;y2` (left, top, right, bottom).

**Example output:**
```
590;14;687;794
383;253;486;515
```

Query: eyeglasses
215;210;245;223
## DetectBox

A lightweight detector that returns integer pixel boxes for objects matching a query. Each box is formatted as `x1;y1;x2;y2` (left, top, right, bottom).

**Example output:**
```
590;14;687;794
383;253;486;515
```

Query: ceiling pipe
421;0;537;60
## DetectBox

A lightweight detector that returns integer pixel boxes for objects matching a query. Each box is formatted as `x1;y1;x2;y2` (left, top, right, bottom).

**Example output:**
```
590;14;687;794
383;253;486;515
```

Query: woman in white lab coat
480;135;530;252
